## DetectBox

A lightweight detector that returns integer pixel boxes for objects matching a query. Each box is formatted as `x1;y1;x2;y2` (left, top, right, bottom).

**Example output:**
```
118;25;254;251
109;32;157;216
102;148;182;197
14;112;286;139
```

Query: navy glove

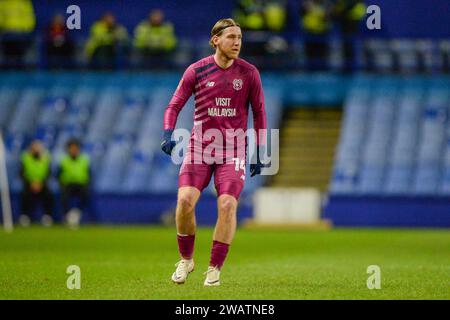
161;129;176;156
250;145;265;177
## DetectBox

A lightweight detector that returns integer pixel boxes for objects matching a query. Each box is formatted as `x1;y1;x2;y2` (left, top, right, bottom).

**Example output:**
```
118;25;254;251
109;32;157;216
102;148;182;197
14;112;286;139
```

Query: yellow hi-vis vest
133;22;177;51
59;154;90;186
302;4;329;34
234;0;265;30
335;0;366;21
348;2;366;21
84;21;128;57
264;3;286;31
21;152;50;183
0;0;36;33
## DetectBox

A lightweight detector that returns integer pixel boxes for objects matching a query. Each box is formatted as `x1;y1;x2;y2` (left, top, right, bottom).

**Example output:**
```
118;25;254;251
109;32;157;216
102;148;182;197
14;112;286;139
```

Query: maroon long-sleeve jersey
163;55;267;150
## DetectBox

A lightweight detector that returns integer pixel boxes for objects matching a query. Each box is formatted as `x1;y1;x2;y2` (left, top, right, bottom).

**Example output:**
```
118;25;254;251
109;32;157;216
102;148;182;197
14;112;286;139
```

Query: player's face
216;26;242;60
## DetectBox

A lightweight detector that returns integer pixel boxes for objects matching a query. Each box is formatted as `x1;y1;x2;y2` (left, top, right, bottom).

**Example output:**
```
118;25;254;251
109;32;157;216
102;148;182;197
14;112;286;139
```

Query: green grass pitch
0;226;449;299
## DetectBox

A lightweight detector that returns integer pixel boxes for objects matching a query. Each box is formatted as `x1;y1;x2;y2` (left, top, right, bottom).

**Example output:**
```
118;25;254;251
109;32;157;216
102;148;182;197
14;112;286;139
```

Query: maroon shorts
178;160;246;200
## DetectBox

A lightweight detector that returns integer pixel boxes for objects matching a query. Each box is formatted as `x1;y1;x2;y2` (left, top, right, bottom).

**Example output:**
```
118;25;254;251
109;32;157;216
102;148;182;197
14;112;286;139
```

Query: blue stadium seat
413;162;440;194
83;141;107;176
414;91;448;188
8;88;45;136
0;87;20;131
4;132;26;156
6;152;22;192
122;151;153;193
264;88;283;144
391;40;419;73
147;154;179;192
70;86;97;112
96;137;134;192
330;170;357;194
384;88;423;194
38;97;68;127
134;88;172;157
85;88;123;144
360;96;395;158
365;39;394;73
113;98;146;139
331;76;450;197
358;165;385;194
331;85;372;193
440;164;450;195
385;165;413;194
438;135;450;194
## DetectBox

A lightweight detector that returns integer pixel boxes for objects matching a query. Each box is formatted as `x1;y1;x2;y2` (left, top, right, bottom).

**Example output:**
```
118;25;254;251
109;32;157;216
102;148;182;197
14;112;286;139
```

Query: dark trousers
46;41;75;69
304;38;328;71
61;184;89;214
90;45;116;70
21;184;54;217
134;49;175;69
342;38;355;73
0;37;31;69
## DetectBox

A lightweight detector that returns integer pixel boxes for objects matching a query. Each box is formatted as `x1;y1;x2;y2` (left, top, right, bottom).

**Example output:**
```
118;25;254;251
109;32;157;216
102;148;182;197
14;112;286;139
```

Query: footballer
161;18;267;286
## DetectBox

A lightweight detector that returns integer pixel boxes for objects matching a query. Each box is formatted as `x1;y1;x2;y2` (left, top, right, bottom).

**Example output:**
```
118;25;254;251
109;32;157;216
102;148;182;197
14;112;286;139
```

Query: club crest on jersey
233;79;243;91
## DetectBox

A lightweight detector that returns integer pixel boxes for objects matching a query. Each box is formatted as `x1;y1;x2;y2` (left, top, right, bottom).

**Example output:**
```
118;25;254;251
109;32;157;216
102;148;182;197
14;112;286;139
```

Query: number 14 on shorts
232;158;246;181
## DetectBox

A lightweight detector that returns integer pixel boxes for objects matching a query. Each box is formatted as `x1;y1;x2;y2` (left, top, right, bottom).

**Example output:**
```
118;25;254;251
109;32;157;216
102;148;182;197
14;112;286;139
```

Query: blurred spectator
234;0;287;32
57;139;91;228
233;0;288;69
0;0;36;69
300;0;333;71
84;12;128;69
19;140;54;227
333;0;366;72
440;41;450;73
133;9;177;69
44;14;75;69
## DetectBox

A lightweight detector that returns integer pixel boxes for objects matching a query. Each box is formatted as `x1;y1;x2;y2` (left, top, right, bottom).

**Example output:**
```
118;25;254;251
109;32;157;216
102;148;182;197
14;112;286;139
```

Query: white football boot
203;266;220;286
41;214;53;227
66;209;81;229
19;215;31;227
171;259;194;284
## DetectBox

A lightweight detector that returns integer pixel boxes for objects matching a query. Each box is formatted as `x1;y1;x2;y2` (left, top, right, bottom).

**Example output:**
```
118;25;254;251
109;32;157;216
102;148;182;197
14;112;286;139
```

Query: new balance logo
206;81;215;87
